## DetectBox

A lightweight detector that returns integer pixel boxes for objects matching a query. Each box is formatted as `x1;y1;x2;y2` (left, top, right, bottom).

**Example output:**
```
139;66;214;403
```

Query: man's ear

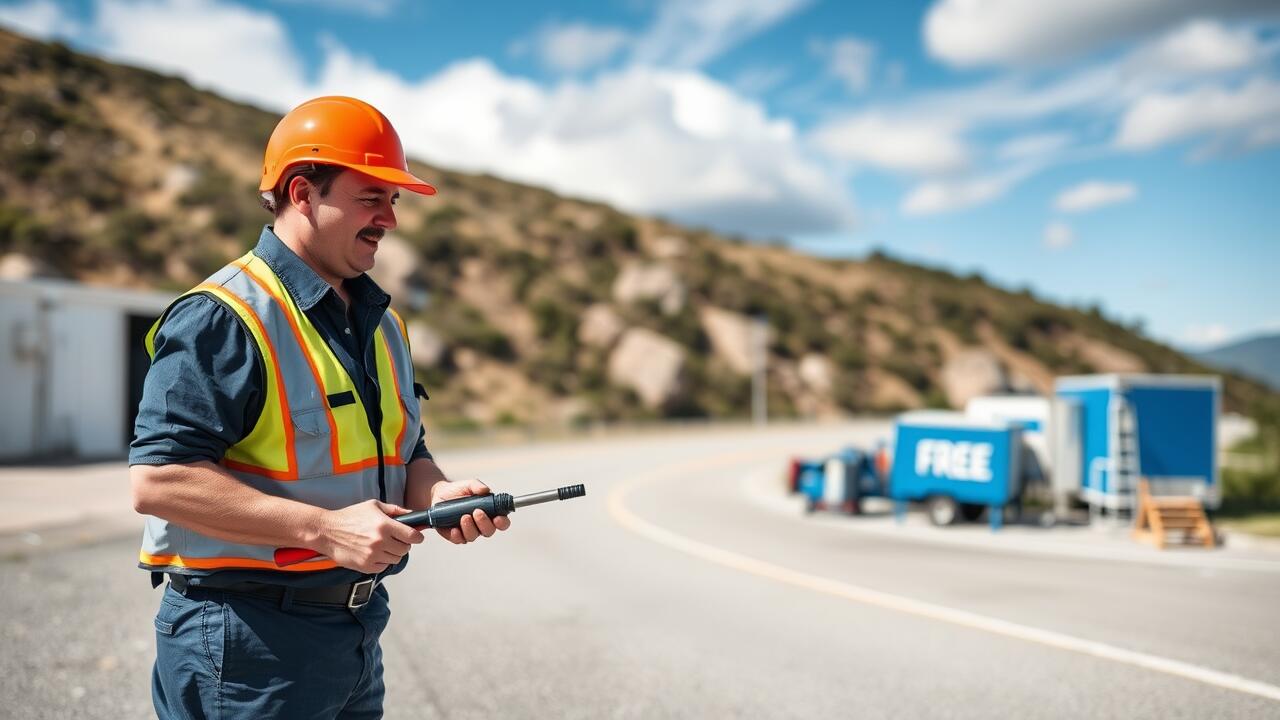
287;175;313;216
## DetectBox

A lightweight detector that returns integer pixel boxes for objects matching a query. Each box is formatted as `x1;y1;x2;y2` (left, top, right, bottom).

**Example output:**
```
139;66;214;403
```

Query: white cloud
1054;181;1138;212
311;47;854;236
1127;19;1270;75
813;14;1278;216
270;0;399;18
1043;221;1075;250
0;0;81;38
810;114;969;175
812;36;876;94
92;0;306;109
901;174;1012;216
531;22;630;73
1115;76;1280;152
630;0;812;68
20;0;851;237
923;0;1277;67
732;65;789;95
997;132;1072;161
1181;323;1231;347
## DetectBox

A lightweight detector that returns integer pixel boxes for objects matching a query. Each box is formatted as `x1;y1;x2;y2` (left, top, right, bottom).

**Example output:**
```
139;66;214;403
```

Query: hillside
1195;334;1280;392
1;29;1275;429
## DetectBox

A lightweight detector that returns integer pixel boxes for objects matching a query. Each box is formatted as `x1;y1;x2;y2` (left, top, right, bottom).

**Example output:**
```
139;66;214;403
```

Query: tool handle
273;547;322;567
273;493;517;567
398;492;515;528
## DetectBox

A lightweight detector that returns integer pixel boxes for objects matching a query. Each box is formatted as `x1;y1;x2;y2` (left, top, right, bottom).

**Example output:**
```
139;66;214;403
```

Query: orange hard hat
259;96;436;195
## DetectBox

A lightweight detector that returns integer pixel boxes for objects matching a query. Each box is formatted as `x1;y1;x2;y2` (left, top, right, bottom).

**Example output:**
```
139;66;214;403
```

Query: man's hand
429;478;512;545
316;500;425;573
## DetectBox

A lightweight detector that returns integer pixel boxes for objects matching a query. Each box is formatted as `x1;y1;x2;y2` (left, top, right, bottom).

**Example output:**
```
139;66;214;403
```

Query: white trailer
0;278;175;460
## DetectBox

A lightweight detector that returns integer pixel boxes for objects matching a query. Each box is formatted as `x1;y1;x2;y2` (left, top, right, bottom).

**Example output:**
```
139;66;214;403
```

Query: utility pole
752;314;768;427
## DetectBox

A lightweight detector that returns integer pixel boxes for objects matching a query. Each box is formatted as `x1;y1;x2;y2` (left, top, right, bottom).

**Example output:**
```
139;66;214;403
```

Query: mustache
357;227;385;242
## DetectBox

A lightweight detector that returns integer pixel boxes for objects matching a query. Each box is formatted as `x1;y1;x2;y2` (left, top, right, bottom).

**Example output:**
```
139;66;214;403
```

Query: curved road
3;422;1279;718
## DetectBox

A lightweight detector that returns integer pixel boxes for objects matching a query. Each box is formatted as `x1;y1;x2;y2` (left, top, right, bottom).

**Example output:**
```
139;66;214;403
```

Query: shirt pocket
290;407;330;437
290;407;334;479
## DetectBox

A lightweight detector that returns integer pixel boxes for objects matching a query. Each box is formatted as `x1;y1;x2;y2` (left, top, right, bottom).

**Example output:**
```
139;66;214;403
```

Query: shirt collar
252;226;390;312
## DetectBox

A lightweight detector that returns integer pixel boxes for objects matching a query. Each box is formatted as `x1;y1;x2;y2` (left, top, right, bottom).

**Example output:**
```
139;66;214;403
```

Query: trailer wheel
959;503;985;522
927;496;958;526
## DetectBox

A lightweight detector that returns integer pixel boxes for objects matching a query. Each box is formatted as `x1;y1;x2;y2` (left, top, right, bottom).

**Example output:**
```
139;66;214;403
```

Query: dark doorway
124;313;159;448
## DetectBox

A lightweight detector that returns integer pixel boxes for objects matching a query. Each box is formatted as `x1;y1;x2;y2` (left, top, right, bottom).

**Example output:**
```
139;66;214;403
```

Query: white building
0;279;175;460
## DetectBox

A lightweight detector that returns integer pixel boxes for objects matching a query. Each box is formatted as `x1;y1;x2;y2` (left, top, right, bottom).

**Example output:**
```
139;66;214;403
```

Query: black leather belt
168;574;379;609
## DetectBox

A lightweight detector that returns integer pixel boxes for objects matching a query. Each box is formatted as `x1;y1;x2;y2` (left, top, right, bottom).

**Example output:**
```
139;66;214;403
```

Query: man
130;95;509;719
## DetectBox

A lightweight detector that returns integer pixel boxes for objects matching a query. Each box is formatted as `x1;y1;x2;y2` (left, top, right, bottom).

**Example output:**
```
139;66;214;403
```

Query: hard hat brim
349;163;437;196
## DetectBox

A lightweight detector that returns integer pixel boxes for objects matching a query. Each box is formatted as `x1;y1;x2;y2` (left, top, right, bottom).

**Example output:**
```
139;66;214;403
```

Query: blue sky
2;0;1278;350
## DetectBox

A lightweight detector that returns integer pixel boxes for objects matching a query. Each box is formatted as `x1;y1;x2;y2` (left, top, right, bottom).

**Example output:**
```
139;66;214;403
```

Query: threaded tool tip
558;484;586;500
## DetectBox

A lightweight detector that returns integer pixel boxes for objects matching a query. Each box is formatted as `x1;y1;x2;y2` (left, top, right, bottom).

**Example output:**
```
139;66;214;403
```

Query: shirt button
344;328;351;335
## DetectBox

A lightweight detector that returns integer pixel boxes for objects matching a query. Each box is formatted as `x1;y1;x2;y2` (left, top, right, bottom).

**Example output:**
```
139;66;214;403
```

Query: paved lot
2;422;1278;718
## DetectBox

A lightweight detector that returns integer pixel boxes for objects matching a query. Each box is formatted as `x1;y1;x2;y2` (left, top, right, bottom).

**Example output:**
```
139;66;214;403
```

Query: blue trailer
1054;374;1220;520
889;412;1023;529
791;447;884;514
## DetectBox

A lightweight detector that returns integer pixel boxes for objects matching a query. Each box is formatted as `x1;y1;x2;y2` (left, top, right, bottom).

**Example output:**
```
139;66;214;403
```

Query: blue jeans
151;582;391;719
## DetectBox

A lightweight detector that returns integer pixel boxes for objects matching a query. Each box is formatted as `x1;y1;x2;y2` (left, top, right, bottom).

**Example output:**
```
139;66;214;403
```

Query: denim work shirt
130;226;430;587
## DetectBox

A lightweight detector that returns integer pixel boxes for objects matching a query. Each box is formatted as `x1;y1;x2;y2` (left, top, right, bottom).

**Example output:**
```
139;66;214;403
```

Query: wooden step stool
1132;480;1216;549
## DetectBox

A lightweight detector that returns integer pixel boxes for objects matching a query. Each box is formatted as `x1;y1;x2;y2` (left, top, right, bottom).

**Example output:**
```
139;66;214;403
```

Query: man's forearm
131;461;326;549
404;457;449;511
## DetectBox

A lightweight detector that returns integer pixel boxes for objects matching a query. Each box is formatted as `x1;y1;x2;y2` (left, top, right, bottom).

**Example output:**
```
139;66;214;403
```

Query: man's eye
360;198;379;206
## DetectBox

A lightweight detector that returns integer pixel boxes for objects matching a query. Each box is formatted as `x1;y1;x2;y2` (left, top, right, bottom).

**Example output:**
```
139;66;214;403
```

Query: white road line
607;451;1280;704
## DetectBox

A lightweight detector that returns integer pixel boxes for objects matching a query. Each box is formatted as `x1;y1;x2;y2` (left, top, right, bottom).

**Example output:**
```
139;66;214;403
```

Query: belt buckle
347;578;376;610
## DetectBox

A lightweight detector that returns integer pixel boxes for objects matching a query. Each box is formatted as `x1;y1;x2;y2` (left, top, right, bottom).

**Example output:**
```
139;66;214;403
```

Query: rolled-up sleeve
129;294;265;466
410;425;432;462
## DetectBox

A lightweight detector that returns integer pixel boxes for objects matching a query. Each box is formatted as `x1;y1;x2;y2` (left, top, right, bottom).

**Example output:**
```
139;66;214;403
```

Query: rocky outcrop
612;262;685;316
651;235;688;260
367;234;421;308
0;253;60;280
798;353;833;394
577;303;624;348
867;368;925;410
607;328;686;409
406;321;446;367
699;306;757;375
940;349;1009;407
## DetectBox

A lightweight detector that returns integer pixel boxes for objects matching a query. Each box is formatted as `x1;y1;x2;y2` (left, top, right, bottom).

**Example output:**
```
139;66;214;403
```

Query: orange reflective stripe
195;282;299;480
387;307;409;342
139;550;337;572
380;330;408;459
232;257;347;472
236;255;402;473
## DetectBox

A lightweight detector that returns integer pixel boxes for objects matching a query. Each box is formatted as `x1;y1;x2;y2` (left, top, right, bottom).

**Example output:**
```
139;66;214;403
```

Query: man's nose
374;203;397;231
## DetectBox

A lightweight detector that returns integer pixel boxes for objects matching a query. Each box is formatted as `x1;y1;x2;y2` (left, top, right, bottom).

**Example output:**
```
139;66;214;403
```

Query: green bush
436;305;514;361
830;342;866;371
496;249;547;300
95;209;167;271
882;359;931;393
0;204;45;252
1220;469;1280;514
531;298;576;341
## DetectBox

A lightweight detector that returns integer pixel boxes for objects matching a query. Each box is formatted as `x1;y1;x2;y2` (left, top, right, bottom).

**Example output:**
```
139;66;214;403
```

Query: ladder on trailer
1109;394;1140;524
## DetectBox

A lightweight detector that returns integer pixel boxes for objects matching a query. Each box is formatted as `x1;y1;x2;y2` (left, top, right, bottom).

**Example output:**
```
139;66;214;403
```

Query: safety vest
138;250;420;573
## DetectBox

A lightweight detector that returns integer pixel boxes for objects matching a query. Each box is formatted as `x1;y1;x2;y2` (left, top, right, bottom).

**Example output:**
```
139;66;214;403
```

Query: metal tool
274;484;586;567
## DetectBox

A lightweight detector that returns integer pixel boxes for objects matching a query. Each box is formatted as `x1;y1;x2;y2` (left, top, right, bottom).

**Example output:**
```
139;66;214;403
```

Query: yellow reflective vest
138;251;420;573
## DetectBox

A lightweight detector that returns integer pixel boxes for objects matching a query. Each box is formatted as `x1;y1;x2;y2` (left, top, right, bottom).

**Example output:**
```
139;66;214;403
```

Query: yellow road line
607;450;1280;704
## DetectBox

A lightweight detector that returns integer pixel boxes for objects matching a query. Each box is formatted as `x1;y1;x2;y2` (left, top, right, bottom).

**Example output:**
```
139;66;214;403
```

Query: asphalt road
2;422;1278;719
